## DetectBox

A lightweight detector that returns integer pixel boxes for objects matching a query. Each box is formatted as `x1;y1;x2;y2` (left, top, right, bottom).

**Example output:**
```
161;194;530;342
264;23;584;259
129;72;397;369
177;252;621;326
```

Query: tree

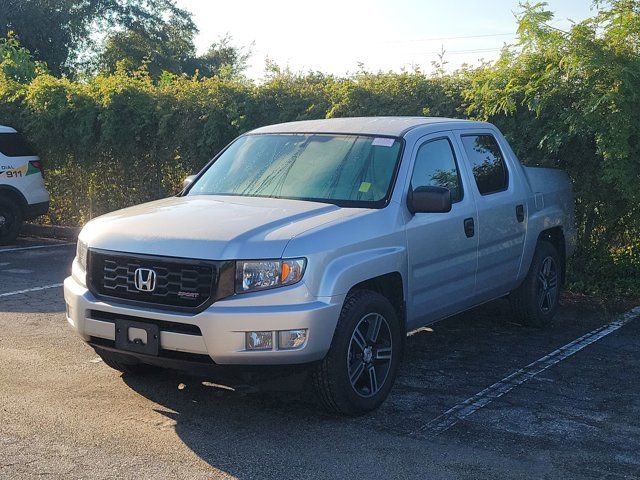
0;0;195;76
187;35;250;78
98;10;197;78
0;34;42;82
99;27;249;79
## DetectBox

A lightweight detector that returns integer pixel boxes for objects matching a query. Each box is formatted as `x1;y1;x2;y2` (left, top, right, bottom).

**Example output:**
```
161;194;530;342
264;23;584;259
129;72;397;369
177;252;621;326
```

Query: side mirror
182;174;197;190
407;186;452;214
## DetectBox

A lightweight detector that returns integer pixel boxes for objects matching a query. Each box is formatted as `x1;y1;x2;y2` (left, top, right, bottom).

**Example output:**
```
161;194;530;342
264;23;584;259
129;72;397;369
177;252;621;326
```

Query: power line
445;47;505;55
250;32;517;54
409;47;505;56
386;32;516;44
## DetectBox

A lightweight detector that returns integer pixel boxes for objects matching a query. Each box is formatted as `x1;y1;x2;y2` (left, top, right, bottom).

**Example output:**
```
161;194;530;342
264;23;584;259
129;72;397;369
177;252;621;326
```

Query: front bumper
63;275;344;366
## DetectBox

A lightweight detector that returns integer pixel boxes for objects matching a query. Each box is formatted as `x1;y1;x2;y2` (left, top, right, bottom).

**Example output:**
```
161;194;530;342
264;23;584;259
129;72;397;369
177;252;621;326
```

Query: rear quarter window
0;133;36;157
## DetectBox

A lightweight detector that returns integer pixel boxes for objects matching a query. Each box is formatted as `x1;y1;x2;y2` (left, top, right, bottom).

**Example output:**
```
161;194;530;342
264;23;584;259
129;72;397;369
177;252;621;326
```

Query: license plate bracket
115;319;160;356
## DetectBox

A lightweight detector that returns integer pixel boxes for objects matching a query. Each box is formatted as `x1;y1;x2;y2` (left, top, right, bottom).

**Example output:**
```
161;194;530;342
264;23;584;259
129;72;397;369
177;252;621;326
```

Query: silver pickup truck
64;117;575;414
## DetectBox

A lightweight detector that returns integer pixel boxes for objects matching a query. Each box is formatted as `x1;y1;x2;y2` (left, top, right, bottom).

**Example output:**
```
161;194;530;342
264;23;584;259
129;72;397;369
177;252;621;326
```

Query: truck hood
81;195;361;260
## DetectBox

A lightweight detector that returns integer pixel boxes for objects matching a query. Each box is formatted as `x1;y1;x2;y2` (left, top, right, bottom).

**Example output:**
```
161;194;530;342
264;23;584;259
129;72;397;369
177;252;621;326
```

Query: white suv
0;125;50;244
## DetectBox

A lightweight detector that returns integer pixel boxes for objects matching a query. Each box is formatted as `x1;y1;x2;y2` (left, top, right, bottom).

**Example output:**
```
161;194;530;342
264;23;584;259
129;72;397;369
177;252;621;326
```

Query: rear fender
518;206;566;280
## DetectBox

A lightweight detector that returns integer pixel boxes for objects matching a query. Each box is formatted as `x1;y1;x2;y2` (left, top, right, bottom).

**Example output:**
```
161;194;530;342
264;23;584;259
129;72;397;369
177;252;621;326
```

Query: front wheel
312;290;402;415
510;240;562;328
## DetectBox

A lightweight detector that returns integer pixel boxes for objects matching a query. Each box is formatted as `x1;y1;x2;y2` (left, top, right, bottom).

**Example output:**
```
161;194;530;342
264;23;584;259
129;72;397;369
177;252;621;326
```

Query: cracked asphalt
1;237;639;479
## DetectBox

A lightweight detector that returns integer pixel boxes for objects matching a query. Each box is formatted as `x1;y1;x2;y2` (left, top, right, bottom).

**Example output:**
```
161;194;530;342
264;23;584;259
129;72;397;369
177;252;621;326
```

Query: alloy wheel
537;256;558;313
347;312;393;398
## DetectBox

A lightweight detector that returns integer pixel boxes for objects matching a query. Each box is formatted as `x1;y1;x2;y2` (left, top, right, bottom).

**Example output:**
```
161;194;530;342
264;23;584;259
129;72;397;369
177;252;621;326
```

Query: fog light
278;329;307;350
246;331;273;350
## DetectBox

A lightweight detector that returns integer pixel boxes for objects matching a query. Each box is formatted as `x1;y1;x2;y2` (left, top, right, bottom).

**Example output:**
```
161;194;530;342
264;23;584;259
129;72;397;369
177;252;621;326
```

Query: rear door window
0;133;36;157
461;134;508;195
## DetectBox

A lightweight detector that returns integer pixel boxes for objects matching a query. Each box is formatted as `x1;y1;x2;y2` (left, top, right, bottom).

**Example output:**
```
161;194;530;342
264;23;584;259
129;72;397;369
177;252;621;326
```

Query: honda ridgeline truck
64;117;575;414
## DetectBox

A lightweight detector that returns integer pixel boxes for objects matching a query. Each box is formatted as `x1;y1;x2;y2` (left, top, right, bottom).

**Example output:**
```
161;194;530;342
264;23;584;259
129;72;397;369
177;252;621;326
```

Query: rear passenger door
405;133;478;328
455;130;527;302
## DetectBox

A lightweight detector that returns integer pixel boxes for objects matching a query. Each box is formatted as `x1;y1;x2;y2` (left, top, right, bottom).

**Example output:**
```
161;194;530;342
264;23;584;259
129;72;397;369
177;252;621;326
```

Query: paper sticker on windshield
359;182;371;193
371;137;395;147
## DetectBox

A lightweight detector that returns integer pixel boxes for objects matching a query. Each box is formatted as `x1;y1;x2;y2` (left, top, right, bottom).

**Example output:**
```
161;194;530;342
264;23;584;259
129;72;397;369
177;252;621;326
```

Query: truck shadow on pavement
119;297;622;479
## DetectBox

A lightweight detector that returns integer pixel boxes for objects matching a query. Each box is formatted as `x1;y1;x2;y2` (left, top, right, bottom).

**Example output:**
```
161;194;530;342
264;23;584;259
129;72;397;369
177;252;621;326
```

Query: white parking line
0;283;63;297
0;243;75;253
413;306;640;436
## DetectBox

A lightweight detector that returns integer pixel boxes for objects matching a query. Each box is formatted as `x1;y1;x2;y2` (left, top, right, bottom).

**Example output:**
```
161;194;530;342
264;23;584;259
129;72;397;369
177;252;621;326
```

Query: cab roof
0;125;17;134
249;116;489;137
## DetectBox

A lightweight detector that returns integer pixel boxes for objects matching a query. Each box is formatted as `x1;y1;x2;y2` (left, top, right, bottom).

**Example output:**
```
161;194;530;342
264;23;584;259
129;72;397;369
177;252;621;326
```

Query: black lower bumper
25;201;49;220
89;339;311;391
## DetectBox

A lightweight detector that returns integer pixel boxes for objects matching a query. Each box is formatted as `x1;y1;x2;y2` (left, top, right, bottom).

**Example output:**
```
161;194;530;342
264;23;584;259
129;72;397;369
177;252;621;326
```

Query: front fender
317;246;407;298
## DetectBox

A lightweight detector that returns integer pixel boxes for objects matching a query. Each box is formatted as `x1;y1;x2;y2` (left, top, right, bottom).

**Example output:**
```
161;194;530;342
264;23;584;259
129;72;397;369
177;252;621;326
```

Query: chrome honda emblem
134;268;156;292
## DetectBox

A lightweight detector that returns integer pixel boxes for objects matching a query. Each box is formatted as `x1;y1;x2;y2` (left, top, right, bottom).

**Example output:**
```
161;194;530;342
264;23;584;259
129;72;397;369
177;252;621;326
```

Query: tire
97;350;158;375
510;240;562;328
312;290;402;415
0;197;23;245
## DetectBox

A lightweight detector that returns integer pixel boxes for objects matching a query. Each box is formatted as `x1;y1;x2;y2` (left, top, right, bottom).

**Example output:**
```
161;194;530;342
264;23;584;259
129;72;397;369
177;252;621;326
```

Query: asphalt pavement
1;237;639;479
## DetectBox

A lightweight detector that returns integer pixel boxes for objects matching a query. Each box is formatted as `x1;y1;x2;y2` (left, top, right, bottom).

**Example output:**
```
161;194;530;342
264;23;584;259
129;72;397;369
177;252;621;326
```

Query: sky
175;0;597;80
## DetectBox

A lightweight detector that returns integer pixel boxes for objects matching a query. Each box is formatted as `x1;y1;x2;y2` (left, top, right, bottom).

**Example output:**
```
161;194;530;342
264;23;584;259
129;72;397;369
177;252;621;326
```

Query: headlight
235;258;306;294
76;240;88;271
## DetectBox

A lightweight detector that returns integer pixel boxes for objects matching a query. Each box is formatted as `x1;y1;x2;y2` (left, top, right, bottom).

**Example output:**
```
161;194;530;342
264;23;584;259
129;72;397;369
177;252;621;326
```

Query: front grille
87;249;235;313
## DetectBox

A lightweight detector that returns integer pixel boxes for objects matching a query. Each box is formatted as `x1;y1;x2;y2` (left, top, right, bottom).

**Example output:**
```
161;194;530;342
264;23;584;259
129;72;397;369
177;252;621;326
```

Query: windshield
188;134;402;207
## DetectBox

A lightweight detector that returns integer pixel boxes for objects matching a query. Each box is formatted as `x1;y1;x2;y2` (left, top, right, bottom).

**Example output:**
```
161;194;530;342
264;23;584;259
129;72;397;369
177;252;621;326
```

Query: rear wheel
0;197;23;245
510;240;562;327
96;350;158;375
312;290;402;415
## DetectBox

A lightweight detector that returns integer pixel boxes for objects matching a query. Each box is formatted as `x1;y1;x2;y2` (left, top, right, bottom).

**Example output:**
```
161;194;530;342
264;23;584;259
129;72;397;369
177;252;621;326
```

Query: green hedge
0;1;638;296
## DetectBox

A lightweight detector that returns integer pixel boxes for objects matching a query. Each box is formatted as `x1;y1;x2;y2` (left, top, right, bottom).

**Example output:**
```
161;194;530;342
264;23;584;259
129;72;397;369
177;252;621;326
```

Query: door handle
464;218;475;238
516;204;525;223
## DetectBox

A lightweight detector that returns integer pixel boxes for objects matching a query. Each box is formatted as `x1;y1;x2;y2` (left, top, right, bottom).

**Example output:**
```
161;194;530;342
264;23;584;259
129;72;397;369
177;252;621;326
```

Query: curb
20;223;80;241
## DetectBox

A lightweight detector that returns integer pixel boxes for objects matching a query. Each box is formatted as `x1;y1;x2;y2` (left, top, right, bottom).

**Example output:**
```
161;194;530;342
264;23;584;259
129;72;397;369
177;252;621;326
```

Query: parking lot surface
1;238;639;479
